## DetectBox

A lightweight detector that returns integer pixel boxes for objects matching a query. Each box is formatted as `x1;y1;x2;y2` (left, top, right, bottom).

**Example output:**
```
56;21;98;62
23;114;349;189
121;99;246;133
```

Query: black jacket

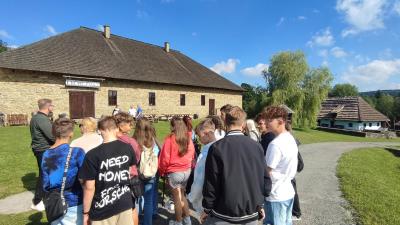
260;132;275;155
202;130;269;223
30;112;54;152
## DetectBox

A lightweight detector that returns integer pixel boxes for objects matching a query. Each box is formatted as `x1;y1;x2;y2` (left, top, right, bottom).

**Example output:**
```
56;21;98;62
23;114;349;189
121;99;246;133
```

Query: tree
375;94;395;120
299;67;333;127
241;83;270;118
329;83;359;97
0;40;7;53
263;51;308;126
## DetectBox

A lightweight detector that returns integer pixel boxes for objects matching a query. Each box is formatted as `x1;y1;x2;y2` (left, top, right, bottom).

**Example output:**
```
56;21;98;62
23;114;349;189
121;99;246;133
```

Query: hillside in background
360;89;400;97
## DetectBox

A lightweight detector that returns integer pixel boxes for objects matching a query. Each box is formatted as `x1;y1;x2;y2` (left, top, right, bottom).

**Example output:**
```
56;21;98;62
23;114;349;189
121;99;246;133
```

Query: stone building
0;26;242;120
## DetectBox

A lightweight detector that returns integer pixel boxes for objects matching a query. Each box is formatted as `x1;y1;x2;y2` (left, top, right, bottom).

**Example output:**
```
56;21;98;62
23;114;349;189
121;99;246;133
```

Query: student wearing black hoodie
201;106;270;225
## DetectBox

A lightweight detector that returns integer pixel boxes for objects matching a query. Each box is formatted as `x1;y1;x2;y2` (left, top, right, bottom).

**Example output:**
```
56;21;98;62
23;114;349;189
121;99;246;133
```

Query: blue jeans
51;204;83;225
139;177;157;225
264;199;294;225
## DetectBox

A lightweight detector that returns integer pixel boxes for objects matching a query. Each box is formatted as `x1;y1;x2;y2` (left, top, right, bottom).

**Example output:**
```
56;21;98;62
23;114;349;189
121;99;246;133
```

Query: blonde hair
246;119;259;136
195;118;215;134
80;117;97;133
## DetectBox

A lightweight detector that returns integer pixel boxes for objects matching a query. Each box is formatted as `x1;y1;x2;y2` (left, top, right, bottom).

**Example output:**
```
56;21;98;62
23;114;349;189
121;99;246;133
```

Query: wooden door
209;99;215;116
69;91;95;119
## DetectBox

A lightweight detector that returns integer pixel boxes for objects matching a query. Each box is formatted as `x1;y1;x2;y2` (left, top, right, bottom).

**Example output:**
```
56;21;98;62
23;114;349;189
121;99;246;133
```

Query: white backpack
139;145;158;179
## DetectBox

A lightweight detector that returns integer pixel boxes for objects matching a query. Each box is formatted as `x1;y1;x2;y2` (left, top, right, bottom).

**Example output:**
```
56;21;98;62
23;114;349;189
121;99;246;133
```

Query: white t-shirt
128;108;137;117
214;129;226;141
265;131;298;202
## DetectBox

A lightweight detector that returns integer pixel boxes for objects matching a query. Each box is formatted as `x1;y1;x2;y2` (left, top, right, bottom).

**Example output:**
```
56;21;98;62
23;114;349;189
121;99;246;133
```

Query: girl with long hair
133;118;160;225
159;117;195;225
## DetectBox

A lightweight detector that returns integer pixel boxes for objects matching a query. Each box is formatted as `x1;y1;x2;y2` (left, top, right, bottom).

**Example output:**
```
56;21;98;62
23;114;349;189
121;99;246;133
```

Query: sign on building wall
65;79;100;89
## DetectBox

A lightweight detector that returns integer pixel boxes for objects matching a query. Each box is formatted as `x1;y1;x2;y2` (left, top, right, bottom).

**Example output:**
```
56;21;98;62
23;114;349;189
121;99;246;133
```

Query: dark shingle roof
0;27;242;92
318;97;389;122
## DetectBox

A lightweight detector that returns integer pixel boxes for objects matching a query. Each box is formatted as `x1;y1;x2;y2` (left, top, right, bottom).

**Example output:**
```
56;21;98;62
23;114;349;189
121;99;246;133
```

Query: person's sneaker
30;201;45;212
292;216;301;221
183;216;192;225
169;220;183;225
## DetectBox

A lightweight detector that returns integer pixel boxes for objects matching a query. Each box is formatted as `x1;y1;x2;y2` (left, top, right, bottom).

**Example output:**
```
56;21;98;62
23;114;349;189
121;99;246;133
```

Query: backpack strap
61;147;73;201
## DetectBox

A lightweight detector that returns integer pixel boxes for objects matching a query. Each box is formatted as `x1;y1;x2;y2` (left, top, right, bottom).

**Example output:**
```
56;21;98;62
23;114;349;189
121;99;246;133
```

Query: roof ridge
79;26;180;53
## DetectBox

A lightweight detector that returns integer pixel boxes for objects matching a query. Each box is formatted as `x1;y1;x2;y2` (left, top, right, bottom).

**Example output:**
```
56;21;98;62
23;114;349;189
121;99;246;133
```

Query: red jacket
158;134;195;176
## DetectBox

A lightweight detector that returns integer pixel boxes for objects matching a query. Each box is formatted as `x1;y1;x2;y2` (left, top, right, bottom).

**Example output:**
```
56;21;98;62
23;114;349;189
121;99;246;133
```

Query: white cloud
210;58;240;75
192;32;197;37
8;45;19;49
395;1;400;14
336;0;386;37
0;30;13;39
331;47;348;58
44;25;57;36
313;9;320;13
241;63;269;77
318;49;329;58
379;48;393;59
136;10;149;19
96;25;104;32
276;17;285;26
322;60;329;67
341;59;400;90
161;0;175;3
307;28;335;47
297;16;307;20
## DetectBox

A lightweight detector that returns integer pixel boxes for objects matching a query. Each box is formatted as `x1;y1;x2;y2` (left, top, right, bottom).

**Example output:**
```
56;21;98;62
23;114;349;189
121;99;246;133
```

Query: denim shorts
51;204;83;225
168;169;191;189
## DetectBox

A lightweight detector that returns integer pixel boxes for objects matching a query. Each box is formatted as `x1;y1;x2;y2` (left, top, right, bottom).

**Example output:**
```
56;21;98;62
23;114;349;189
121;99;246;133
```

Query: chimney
164;42;170;53
104;25;110;39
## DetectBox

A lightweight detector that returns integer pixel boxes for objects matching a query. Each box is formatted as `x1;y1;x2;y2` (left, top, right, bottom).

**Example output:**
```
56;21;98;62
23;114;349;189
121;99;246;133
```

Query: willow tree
299;67;333;128
263;51;308;126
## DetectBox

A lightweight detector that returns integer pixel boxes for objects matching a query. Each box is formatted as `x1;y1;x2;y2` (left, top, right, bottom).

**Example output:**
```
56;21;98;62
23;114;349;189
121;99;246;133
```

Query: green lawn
0;122;399;224
337;147;400;225
293;128;400;144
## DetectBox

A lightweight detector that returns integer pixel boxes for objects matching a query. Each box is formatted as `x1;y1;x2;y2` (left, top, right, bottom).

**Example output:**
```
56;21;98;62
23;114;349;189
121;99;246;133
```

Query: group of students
29;98;301;225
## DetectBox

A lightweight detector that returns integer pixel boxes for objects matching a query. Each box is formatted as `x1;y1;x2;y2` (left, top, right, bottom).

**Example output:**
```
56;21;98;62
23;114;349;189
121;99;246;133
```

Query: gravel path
294;142;398;225
0;142;398;225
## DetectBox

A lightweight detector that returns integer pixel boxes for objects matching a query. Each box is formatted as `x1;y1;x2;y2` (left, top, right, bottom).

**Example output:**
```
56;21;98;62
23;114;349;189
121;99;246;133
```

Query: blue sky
1;0;400;91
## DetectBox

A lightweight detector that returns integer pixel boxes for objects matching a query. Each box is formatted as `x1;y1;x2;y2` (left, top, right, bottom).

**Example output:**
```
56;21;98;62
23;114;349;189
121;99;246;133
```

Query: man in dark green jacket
29;98;55;211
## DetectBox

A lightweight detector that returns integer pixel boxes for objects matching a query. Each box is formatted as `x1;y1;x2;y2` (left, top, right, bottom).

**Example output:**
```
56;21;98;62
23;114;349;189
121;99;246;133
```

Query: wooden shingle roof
318;97;389;122
0;27;242;92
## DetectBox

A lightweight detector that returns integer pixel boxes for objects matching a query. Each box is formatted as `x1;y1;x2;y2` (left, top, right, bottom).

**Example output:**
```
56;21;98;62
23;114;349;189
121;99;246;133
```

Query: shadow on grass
21;172;37;191
384;147;400;158
26;212;47;225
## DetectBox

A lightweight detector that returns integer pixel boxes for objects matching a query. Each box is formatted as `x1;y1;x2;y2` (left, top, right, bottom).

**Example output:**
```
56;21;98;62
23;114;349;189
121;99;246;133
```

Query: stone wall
0;68;242;120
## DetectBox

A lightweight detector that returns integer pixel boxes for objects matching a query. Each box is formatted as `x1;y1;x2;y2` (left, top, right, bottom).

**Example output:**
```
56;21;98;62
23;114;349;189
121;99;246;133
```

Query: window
149;92;156;106
108;90;117;106
348;123;353;128
364;123;366;127
377;122;380;126
201;95;205;106
369;123;372;127
180;94;186;106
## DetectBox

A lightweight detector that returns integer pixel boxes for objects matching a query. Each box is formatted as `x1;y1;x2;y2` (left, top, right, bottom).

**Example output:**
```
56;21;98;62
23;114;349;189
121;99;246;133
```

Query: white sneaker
292;216;301;221
31;201;45;212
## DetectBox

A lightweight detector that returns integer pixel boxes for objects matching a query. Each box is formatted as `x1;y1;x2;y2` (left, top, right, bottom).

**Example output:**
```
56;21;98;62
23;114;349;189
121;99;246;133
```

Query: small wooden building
318;97;389;131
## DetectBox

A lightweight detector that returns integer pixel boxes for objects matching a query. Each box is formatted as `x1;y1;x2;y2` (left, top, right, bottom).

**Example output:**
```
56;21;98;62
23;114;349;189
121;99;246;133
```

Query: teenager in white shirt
263;106;298;225
188;118;216;219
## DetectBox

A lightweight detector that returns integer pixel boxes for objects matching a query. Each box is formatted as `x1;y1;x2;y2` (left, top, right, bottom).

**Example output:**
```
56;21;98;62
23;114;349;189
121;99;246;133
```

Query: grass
293;128;400;144
0;122;398;224
337;147;400;225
